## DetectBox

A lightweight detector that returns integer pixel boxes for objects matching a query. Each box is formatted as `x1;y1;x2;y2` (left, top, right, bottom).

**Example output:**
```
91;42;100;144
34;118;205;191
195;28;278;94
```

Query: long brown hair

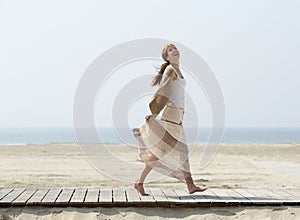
151;44;176;87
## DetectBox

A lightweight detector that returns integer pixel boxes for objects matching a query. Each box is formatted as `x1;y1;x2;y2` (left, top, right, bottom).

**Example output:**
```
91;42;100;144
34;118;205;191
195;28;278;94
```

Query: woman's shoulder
163;65;177;79
163;65;177;80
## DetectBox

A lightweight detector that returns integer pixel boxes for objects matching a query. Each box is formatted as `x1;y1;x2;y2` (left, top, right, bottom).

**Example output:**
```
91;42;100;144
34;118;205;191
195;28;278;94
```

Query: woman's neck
170;62;180;69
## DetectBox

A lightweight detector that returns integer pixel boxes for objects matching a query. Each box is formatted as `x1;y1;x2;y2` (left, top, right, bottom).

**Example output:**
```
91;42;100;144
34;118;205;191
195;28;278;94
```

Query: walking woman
132;44;207;195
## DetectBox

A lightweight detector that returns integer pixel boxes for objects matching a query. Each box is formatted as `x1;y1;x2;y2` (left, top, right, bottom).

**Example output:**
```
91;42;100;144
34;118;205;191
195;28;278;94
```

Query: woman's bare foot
188;185;208;194
134;183;150;196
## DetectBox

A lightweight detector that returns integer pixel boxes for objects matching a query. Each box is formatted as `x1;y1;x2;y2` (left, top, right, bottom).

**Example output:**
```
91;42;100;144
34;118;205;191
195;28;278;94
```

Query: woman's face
166;46;180;63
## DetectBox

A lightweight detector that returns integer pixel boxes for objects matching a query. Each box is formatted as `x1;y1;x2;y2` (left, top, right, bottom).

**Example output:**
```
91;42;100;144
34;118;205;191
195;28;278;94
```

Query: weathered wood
125;188;141;203
268;188;299;203
12;189;37;206
70;188;87;204
0;189;13;200
149;188;168;203
26;189;49;205
0;188;26;205
41;189;61;205
173;189;195;202
263;188;299;205
282;189;300;198
265;188;293;200
187;188;210;204
233;188;270;205
245;188;282;205
162;188;181;203
233;189;257;199
202;189;222;202
258;189;286;200
55;188;74;204
113;188;126;203
172;189;200;207
138;188;156;204
222;188;250;204
99;189;112;203
210;188;239;205
84;188;99;204
245;188;274;199
291;189;300;197
0;187;298;207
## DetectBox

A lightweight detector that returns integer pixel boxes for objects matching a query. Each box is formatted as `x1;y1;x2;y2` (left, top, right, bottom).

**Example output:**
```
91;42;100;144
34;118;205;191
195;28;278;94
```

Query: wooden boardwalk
0;188;299;207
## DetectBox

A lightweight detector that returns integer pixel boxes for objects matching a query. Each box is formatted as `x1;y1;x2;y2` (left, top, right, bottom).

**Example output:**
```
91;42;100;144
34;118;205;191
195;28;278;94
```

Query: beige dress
132;65;193;183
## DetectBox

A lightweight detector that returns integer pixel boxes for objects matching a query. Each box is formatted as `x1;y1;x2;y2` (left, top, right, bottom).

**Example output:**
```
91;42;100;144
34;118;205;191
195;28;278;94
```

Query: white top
166;65;186;108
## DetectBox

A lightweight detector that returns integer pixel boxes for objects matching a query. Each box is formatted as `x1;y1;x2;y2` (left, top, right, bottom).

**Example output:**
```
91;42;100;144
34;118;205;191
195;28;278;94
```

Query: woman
132;44;207;195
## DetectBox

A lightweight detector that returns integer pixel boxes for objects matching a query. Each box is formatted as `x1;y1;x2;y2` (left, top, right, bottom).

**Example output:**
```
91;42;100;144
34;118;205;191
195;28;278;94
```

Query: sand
0;143;299;219
0;206;299;220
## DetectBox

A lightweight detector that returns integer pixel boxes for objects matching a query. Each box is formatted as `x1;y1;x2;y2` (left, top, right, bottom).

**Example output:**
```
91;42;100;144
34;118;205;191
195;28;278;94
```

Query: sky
0;0;299;128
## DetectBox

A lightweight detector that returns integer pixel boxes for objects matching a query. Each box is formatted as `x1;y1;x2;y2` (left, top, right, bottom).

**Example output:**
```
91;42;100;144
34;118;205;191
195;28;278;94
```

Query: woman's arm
148;66;175;119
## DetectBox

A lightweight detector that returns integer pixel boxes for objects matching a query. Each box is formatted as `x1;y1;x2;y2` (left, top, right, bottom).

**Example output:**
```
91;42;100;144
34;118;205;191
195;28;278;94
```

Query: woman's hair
151;44;177;87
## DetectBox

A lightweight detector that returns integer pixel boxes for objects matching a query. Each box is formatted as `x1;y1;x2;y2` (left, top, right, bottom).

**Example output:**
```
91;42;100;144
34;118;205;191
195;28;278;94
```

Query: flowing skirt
132;105;193;183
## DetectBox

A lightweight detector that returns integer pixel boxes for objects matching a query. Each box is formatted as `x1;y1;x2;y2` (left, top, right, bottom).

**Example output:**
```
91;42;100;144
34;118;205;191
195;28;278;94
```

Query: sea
0;127;300;145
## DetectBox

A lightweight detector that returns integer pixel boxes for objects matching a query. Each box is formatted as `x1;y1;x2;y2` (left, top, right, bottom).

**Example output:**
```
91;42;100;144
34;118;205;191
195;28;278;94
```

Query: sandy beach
0;143;299;219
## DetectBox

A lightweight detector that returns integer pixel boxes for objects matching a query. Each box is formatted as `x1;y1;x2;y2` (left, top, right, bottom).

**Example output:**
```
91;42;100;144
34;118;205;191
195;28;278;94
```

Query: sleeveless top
166;65;186;108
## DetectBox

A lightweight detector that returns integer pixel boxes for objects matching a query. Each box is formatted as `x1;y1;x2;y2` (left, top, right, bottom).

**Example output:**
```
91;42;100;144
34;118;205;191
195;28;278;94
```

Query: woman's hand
145;114;152;121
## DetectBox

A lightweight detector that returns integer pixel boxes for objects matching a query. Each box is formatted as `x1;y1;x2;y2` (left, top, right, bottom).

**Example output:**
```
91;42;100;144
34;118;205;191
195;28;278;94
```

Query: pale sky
0;0;299;128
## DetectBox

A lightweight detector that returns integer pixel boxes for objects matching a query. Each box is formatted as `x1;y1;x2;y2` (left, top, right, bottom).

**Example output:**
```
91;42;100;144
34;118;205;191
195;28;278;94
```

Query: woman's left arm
148;72;173;118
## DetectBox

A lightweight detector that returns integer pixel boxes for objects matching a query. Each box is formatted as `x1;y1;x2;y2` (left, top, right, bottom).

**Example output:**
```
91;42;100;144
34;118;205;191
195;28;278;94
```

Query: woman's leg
134;164;152;196
134;154;158;196
137;164;152;183
184;171;208;194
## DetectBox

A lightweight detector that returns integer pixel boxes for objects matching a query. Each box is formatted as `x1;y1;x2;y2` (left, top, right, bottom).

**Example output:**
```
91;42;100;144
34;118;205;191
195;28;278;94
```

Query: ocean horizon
0;127;300;145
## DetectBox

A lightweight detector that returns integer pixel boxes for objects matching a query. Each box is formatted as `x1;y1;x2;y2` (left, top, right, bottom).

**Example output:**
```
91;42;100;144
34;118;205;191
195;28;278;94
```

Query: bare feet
134;183;150;196
188;185;208;194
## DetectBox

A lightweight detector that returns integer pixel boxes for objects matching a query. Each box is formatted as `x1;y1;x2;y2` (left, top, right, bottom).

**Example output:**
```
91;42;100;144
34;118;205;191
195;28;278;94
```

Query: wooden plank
0;189;25;205
26;189;49;205
245;188;282;204
291;189;300;196
113;188;126;203
99;189;112;203
0;187;299;207
187;188;211;205
245;188;274;199
162;188;181;203
268;188;299;202
265;188;294;201
55;188;74;205
263;188;300;205
149;188;169;207
278;189;299;199
0;189;13;200
233;189;269;204
84;188;99;204
125;188;141;203
12;189;37;206
149;188;168;202
283;189;300;197
202;189;222;202
257;188;286;201
173;189;202;207
222;188;250;204
233;189;257;199
70;188;87;204
173;189;195;202
138;188;156;204
210;188;235;200
41;189;62;205
210;188;239;205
